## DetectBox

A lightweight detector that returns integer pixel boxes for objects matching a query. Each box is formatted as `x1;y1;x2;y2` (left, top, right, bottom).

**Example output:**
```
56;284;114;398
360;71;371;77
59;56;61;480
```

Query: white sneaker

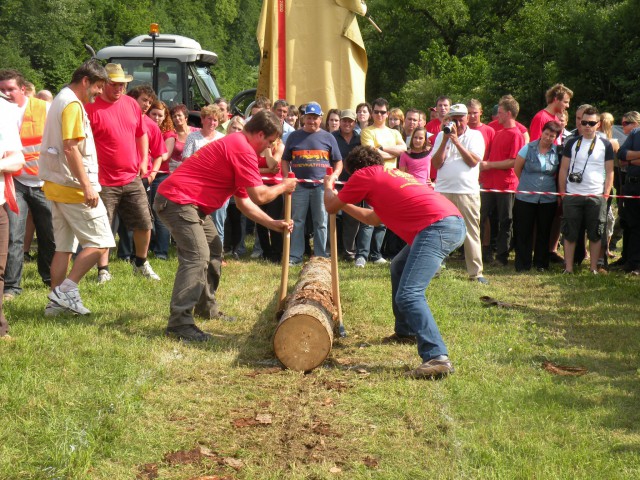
133;261;161;281
355;257;366;268
44;300;71;317
97;270;112;284
373;257;388;265
48;287;91;315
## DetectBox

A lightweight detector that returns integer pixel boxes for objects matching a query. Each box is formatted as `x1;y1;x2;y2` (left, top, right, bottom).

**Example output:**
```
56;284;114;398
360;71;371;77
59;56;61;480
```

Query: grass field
1;241;639;479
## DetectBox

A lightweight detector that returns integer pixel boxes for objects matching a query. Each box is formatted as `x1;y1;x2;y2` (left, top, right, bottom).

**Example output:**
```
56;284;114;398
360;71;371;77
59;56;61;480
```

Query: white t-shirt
563;135;613;195
433;127;485;194
0;98;23;204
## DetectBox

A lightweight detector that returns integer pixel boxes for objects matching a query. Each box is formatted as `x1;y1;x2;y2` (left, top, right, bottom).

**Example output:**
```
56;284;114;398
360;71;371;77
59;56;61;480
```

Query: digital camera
442;122;456;134
568;172;583;183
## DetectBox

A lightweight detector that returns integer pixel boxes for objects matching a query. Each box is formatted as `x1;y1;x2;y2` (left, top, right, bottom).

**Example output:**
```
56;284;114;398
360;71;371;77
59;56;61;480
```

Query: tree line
1;0;637;123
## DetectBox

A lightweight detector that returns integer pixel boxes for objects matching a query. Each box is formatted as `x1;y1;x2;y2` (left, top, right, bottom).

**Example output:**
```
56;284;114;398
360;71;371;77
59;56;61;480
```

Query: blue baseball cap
304;102;323;116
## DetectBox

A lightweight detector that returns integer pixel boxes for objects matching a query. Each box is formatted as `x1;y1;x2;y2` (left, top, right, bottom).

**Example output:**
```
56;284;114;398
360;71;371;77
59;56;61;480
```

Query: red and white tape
261;176;638;199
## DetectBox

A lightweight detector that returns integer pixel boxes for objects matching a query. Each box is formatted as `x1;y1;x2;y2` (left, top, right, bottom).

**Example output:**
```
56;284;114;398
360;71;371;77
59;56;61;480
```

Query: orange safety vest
17;97;47;177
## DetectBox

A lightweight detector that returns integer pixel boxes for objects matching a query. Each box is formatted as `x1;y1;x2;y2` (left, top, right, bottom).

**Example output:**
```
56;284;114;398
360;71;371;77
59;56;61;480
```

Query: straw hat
105;63;133;83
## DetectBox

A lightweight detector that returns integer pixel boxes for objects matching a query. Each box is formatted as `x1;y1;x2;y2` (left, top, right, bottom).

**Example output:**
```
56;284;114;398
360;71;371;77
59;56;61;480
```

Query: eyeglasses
580;120;598;127
373;110;387;115
622;121;635;126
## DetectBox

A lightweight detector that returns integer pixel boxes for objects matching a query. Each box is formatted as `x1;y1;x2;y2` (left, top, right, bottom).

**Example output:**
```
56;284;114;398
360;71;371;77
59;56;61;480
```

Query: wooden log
273;257;340;371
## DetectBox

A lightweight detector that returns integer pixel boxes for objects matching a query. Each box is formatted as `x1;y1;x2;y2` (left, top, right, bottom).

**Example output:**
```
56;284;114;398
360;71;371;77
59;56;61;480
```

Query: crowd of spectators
2;60;640;339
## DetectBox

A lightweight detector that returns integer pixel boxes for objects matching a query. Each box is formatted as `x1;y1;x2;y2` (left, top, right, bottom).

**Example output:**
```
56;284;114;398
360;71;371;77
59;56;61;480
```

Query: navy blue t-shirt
283;129;342;187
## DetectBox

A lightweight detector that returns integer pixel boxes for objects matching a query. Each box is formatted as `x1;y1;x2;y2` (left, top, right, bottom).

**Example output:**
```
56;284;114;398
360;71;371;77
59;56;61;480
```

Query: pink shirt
157;132;263;215
398;151;432;185
86;95;145;187
338;165;461;245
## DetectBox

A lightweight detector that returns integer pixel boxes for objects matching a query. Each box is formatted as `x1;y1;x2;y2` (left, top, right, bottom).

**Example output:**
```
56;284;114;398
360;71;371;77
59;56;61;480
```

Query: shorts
100;177;153;231
561;195;606;242
51;199;116;252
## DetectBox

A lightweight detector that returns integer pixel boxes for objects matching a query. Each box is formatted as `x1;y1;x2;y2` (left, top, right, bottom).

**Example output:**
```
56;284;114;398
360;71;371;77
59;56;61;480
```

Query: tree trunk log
273;257;339;371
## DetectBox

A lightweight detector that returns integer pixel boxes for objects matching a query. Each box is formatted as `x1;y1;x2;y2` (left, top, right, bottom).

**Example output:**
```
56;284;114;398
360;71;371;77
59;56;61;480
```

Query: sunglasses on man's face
622;121;634;127
580;120;598;127
373;110;387;115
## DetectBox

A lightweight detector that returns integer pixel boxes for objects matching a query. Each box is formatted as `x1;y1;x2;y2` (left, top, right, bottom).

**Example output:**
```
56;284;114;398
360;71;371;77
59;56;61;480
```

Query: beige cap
340;109;357;121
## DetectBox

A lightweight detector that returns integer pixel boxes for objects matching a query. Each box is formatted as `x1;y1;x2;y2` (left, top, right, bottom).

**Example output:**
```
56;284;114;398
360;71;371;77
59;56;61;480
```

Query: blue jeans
5;181;55;294
390;216;466;361
290;185;327;263
211;198;230;248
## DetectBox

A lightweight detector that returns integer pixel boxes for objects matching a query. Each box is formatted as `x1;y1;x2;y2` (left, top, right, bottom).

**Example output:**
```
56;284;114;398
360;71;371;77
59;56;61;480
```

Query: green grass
1;243;639;479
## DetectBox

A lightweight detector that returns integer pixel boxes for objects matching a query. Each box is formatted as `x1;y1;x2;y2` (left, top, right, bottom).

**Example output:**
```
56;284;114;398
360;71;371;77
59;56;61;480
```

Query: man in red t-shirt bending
155;111;297;342
324;146;465;380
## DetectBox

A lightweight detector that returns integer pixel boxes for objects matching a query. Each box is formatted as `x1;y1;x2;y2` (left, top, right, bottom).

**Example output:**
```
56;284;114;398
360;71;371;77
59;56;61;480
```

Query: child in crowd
398;126;432;186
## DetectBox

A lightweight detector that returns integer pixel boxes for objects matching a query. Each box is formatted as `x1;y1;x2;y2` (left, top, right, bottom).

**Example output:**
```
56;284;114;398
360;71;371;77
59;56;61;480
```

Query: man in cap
432;103;488;284
282;102;342;265
85;63;159;282
38;60;116;316
0;68;56;300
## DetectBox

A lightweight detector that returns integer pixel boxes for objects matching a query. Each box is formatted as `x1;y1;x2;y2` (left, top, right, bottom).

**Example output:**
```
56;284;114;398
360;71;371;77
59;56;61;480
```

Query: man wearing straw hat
85;63;160;283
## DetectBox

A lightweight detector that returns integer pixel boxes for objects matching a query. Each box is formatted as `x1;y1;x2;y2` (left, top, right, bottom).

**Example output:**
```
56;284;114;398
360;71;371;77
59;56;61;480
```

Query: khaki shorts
51;199;116;252
100;177;153;231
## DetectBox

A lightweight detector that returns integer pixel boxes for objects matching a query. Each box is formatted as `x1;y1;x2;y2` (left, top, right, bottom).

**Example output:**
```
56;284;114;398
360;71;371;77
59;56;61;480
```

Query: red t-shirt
529;109;562;144
488;119;528;136
257;154;282;185
143;115;168;175
85;95;145;187
425;118;442;138
481;127;525;190
470;123;496;161
337;165;461;245
157;132;263;214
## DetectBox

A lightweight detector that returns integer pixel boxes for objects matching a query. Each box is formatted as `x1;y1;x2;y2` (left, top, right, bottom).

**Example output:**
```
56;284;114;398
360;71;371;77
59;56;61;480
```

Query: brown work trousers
154;194;222;328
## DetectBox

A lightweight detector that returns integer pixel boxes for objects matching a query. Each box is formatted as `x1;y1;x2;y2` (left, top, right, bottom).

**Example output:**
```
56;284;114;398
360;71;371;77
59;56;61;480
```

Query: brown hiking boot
405;358;455;379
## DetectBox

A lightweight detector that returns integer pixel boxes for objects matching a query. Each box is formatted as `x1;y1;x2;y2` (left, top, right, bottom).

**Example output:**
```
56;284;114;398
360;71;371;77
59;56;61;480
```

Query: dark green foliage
0;0;637;122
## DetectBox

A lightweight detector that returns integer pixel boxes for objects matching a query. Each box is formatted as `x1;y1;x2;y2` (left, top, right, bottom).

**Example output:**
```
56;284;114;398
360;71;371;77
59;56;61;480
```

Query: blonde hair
200;104;224;122
389;107;404;125
227;115;245;133
599;112;614;139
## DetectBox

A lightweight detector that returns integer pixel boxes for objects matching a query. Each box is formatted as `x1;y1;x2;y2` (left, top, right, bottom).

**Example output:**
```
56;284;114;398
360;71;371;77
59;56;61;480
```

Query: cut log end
273;312;333;372
273;257;338;371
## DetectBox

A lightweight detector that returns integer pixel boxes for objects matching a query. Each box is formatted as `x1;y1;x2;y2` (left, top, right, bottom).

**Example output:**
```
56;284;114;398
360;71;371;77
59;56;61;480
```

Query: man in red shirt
155;111;296;342
85;64;159;282
529;83;573;143
467;99;495;161
324;145;465;379
479;95;525;265
425;96;451;138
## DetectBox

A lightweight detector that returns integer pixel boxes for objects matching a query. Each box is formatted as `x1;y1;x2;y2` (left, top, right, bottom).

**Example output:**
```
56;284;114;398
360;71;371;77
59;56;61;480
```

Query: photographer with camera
558;107;614;274
432;103;488;284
